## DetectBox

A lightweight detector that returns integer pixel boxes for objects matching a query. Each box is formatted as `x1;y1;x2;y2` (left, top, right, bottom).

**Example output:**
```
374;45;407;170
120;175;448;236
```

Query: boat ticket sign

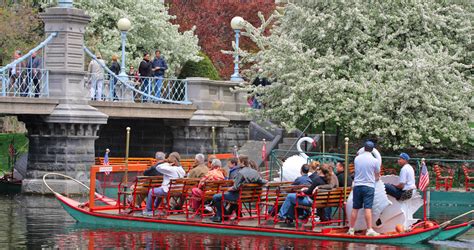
99;166;113;173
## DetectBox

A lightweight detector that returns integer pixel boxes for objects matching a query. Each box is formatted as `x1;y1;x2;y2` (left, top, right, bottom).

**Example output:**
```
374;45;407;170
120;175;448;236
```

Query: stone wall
24;118;100;180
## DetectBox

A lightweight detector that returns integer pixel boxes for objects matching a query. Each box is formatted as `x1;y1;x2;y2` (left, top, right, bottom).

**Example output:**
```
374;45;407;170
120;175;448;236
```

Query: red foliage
167;0;275;79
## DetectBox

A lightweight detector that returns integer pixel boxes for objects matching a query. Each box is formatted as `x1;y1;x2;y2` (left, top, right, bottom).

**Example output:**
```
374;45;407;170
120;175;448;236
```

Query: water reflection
0;194;471;249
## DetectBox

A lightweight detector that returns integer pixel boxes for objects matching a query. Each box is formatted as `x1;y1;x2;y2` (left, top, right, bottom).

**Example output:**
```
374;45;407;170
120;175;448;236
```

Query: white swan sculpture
345;147;423;233
279;137;316;182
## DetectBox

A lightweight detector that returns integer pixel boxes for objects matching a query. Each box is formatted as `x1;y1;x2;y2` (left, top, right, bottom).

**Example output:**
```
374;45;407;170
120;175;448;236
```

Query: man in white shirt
384;153;416;201
143;153;185;216
348;141;381;236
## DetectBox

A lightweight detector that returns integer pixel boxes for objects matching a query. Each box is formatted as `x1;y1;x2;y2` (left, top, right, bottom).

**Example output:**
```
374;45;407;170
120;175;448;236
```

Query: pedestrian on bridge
109;54;120;101
152;50;168;100
139;53;153;102
87;52;105;101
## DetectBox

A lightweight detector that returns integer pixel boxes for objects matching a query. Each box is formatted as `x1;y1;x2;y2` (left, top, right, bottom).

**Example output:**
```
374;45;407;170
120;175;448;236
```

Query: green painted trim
58;198;441;245
432;224;473;241
430;191;474;206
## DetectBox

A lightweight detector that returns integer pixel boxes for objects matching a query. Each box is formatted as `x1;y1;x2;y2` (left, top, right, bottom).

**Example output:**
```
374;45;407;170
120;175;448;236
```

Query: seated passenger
278;163;337;223
143;154;185;216
229;156;246;180
384;153;416;201
249;160;258;170
308;161;321;183
129;151;166;207
169;151;182;168
292;164;312;186
207;154;217;168
336;161;353;187
143;151;166;176
188;154;209;179
210;155;267;222
223;157;238;179
190;159;226;211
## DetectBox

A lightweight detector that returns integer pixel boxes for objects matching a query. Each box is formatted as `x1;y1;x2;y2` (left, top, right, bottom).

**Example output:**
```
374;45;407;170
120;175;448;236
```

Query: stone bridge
0;5;250;193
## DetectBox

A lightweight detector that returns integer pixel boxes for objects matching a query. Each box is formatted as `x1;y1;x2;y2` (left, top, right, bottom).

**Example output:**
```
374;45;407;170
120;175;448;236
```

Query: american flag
261;139;267;161
103;151;110;166
418;160;429;191
233;145;239;158
104;150;110;175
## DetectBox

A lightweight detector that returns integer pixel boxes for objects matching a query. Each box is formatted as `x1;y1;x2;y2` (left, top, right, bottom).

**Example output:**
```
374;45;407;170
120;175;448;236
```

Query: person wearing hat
384;153;416;201
348;140;381;236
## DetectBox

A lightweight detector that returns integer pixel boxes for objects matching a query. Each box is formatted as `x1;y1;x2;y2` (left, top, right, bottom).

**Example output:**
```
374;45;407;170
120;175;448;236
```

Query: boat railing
90;164;149;211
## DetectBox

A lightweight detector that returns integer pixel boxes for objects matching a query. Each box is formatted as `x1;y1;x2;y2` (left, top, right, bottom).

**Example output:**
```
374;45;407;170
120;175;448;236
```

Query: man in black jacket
143;151;166;176
210;158;267;222
138;53;152;102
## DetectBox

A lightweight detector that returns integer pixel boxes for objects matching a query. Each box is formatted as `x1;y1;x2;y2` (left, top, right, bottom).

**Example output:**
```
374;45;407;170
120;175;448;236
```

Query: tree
167;0;275;79
238;1;473;150
76;0;201;76
178;51;220;80
0;4;42;65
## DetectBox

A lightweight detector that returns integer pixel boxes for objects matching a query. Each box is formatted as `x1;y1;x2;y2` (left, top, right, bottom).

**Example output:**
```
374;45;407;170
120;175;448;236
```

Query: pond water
0;194;472;249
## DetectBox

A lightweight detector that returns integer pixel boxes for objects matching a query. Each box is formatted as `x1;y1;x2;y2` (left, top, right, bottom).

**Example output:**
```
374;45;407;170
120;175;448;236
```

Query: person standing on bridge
109;54;120;101
151;50;167;100
26;51;42;97
87;52;105;101
139;53;153;102
9;50;24;96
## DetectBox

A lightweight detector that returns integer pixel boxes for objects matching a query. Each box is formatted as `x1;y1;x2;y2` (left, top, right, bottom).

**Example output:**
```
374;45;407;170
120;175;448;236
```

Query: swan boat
44;164;472;245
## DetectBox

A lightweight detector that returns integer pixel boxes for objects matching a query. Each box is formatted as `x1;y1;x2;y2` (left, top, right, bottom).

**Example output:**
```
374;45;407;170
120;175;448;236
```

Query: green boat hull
57;194;442;245
431;222;473;241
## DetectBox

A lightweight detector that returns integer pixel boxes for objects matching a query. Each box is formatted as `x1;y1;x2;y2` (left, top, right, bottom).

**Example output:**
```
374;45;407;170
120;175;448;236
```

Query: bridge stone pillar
21;6;108;194
170;78;250;155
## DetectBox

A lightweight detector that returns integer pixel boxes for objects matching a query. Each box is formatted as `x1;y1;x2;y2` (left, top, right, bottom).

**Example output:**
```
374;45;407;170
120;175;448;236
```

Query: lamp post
117;18;131;75
230;16;245;82
117;18;131;97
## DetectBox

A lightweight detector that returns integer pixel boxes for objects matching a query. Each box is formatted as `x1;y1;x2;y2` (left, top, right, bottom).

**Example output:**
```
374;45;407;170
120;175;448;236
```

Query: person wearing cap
348;140;381;236
384;153;416;201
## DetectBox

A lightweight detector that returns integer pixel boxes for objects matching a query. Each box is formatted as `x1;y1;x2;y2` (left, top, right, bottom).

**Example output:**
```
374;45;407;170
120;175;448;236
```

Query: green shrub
0;133;28;173
178;52;220;80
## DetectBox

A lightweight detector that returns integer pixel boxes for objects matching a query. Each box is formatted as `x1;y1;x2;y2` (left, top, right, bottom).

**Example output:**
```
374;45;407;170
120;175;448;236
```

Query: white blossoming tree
77;0;201;76
237;1;473;150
